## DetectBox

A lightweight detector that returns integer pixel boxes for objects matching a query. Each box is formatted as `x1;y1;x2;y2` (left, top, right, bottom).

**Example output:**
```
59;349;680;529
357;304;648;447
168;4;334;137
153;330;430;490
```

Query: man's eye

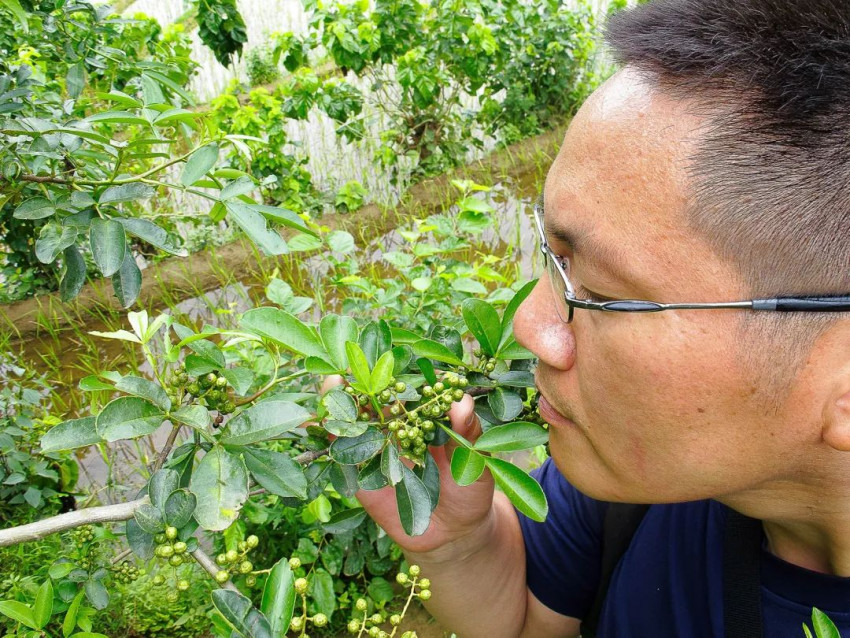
574;284;614;303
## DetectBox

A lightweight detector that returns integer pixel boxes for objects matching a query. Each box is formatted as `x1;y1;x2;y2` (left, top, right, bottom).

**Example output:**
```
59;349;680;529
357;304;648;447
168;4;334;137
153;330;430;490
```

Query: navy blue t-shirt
517;459;850;636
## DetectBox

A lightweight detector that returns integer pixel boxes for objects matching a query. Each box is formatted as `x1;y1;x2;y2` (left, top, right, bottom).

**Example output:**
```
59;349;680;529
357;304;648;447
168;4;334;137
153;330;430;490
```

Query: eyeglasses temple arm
752;297;850;312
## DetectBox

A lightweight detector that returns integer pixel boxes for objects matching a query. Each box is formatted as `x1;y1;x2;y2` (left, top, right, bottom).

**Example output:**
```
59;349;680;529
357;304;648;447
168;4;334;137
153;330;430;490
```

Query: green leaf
48;562;74;580
120;218;188;256
164;489;197;528
495;339;536;360
474;421;549;453
357;456;388;490
415;451;441;509
493;371;536;388
226;201;288;256
322;389;358;422
329;427;385;465
499;280;536;349
319;314;358;370
63;590;85;637
380;444;404;486
812;608;841;638
148;468;179;508
484;457;548;522
411;339;466;366
370;351;395;394
310;569;335;619
220;400;310;446
180;144;219;186
211;589;272;638
125;519;155;561
367;577;394;604
14;197;54;220
115;375;170;411
41;417;100;452
462;299;502;356
345;341;371;389
322;508;367;534
133;503;164;533
221;367;254;396
395;465;432;536
240;307;327;359
359;320;392;367
191;446;249;530
35;223;77;264
170;404;211;430
252;203;316;236
450;447;486;486
243;447;307;500
0;0;28;32
220;176;256;200
487;387;524;422
79;375;114;391
99;183;156;205
438;422;473;449
66;63;86;99
60;245;87;302
89;218;126;277
0;600;37;629
33;580;53;629
96;397;163;442
261;560;296;638
323;419;369;437
86;111;150;126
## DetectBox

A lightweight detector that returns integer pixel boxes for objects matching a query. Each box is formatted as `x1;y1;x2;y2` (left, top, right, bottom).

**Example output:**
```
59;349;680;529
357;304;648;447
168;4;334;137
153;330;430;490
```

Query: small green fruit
418;589;432;600
396;573;409;585
177;579;189;591
418;578;430;589
348;620;360;633
294;577;308;594
246;534;259;548
408;564;420;577
289;557;301;569
225;549;238;563
239;560;253;574
165;526;178;540
313;613;328;627
215;570;229;584
355;597;368;611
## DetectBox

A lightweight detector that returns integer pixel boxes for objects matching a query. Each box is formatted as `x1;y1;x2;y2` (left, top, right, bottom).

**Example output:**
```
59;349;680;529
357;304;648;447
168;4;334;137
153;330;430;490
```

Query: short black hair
605;0;850;393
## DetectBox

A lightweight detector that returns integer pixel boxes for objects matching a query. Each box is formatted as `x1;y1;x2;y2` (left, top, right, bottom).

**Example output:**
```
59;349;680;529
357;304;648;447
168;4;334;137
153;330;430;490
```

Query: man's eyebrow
538;195;632;283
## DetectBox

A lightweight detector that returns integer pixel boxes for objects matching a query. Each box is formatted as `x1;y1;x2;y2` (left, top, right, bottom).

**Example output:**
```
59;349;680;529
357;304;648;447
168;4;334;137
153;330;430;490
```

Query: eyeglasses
532;202;850;324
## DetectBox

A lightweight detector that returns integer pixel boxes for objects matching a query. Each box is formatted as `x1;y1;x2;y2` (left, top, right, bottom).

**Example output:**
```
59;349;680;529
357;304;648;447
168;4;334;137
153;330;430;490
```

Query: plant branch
150;423;182;473
0;498;146;547
191;546;237;591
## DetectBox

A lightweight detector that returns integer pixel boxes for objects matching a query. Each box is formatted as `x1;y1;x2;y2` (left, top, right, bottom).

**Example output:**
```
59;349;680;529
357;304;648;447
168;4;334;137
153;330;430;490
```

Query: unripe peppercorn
418;578;430;589
355;598;368;611
369;627;380;637
396;573;409;585
215;570;229;583
246;575;257;587
246;534;259;548
225;549;238;563
419;589;432;600
389;405;401;415
169;554;183;566
205;373;217;386
165;526;178;540
390;614;401;626
422;386;434;397
166;591;179;603
238;541;247;552
173;541;187;554
239;560;253;574
155;533;167;544
313;613;328;627
290;617;303;631
452;389;464;401
348;620;361;633
177;579;189;591
153;574;165;586
370;613;383;624
409;564;421;577
289;557;301;569
160;545;174;558
216;553;227;566
294;577;308;594
394;382;406;392
216;376;227;387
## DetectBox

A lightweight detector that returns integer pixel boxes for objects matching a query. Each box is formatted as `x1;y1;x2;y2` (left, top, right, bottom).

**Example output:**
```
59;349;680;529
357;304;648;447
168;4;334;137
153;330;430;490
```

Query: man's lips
536;390;578;430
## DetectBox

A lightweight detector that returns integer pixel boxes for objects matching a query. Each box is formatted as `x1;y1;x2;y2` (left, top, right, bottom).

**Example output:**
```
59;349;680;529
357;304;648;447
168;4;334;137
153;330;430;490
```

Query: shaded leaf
89;218;126;277
220;400;310;446
322;508;367;534
211;589;272;638
99;182;155;205
95;397;163;442
261;559;296;638
59;245;87;302
190;446;249;530
41;417;100;452
116;375;170;411
240;307;327;359
243;448;307;500
329;428;385;465
395;465;432;536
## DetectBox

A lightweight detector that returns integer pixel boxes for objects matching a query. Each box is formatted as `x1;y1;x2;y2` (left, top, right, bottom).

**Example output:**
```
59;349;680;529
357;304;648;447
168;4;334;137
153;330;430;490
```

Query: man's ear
822;392;850;452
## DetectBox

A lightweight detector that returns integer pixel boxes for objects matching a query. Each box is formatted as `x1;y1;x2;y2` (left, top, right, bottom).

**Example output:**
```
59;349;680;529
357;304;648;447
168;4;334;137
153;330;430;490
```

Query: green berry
290;616;303;632
313;613;328;627
216;553;227;566
289;557;301;569
419;578;430;589
389;405;401;415
419;589;431;600
153;574;165;586
394;382;406;392
294;577;308;594
159;545;174;558
173;541;187;554
165;526;178;540
225;549;238;563
246;575;257;587
166;591;179;603
246;535;259;548
409;564;421;577
396;572;409;585
215;570;229;584
216;376;227;387
177;579;189;591
155;533;167;544
239;560;253;574
345;386;356;394
370;613;383;624
434;382;444;392
355;598;368;611
205;373;217;386
369;627;380;638
452;389;464;401
169;555;183;566
348;620;361;633
380;389;392;401
423;386;434;397
390;614;401;626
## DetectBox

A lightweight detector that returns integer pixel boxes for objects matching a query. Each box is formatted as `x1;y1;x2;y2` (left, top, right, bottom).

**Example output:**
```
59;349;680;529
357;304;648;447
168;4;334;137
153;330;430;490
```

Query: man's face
513;69;818;503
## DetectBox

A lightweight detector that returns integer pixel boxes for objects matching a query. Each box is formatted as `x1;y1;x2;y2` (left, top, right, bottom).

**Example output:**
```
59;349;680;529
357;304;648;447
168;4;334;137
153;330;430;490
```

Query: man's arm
405;493;581;638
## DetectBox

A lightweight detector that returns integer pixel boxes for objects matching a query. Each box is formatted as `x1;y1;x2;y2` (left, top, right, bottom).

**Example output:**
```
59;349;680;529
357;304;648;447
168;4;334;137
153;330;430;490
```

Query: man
356;0;850;634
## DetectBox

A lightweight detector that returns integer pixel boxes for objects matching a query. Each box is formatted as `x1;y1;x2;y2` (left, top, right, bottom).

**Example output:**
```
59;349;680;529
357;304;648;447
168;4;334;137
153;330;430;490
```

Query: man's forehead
542;69;721;292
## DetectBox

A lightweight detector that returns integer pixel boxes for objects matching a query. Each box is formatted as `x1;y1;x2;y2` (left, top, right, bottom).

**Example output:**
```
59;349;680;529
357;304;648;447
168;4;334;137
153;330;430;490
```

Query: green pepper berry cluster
346;565;429;637
71;524;95;545
472;349;498;373
153;526;189;568
111;561;144;584
283;559;331;637
165;365;235;415
387;373;467;464
214;534;259;585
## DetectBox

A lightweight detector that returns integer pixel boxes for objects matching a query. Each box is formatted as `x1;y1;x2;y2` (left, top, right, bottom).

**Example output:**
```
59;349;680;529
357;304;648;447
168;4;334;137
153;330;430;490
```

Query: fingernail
465;411;475;426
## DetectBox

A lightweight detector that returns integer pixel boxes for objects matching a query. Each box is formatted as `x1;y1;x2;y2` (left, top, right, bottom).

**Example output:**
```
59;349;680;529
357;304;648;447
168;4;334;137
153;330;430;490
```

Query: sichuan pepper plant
0;277;548;635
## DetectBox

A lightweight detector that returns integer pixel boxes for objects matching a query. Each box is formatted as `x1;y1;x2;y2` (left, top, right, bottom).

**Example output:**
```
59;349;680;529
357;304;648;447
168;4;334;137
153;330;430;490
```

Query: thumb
447;393;482;445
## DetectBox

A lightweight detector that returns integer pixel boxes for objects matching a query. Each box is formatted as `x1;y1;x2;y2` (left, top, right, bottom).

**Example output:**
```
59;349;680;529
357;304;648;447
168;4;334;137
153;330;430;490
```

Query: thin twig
191;546;237;591
150;424;182;473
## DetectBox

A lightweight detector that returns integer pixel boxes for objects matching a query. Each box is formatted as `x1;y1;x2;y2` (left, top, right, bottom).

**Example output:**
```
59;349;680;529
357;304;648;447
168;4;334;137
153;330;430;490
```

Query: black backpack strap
723;508;764;638
580;503;650;638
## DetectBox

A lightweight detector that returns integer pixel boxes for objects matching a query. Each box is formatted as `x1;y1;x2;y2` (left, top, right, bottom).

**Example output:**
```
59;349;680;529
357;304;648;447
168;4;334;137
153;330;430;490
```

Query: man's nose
513;279;577;371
